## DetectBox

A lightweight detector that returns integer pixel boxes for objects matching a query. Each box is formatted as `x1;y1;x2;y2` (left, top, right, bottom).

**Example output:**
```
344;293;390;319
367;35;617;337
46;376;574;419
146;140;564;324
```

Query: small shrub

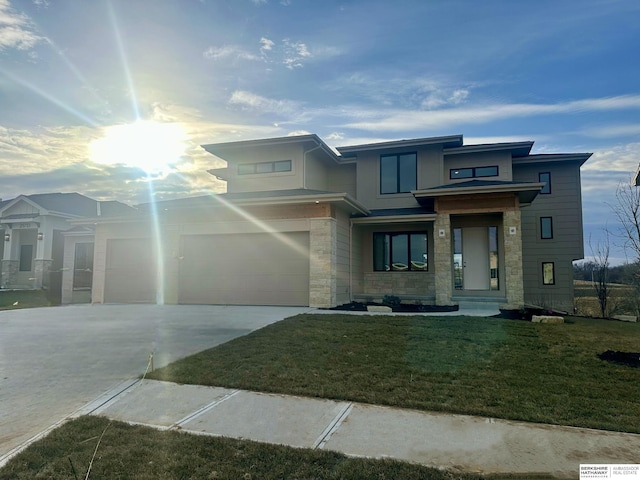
382;294;401;307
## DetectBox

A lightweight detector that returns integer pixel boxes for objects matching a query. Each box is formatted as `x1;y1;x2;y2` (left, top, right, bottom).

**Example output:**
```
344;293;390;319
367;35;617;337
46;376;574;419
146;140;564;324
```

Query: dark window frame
380;152;417;194
238;159;292;175
540;217;553;239
542;262;555;285
450;165;499;179
373;231;428;272
539;172;551;194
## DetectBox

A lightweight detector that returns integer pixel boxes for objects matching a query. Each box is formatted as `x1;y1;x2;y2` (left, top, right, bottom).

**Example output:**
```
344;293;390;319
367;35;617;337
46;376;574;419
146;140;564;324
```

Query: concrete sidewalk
90;379;640;478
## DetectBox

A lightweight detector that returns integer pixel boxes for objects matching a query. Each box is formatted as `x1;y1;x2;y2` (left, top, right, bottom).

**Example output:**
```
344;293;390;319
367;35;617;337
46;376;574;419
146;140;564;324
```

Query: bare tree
610;181;640;315
612;181;640;264
589;234;610;318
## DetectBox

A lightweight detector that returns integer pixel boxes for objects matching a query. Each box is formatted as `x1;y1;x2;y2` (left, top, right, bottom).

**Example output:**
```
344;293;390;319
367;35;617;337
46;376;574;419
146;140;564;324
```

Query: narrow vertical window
542;262;555;285
540;217;553;239
73;242;94;289
539;172;551;194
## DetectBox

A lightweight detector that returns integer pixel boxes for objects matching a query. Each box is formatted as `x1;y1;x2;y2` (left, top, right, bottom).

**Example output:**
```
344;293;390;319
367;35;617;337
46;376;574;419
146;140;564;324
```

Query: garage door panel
104;239;156;303
178;232;310;306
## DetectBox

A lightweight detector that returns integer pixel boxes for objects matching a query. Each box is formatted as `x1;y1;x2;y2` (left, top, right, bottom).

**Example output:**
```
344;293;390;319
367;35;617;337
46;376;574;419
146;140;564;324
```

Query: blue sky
1;0;639;263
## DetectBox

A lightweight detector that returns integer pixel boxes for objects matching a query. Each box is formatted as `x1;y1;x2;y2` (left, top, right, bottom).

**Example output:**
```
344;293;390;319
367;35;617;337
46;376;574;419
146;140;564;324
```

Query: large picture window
380;153;417;194
373;232;427;271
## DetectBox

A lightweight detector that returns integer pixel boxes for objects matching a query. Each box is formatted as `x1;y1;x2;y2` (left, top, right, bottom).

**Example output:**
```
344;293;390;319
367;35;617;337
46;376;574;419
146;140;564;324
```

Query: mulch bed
325;302;459;313
598;350;640;368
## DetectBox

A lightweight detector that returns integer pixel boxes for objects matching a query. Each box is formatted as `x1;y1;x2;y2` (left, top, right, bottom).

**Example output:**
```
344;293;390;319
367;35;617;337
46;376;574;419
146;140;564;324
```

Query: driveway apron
0;304;309;460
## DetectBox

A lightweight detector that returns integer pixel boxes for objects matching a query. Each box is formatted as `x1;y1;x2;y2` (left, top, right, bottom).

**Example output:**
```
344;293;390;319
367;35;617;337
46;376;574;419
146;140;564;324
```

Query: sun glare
89;120;187;175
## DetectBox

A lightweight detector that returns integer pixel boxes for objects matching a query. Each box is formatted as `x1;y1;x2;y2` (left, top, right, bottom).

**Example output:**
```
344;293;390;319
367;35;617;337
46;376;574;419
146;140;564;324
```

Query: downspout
302;143;322;189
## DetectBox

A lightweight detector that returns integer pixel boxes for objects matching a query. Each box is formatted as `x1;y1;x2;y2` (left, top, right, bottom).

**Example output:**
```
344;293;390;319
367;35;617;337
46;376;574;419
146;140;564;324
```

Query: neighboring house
0;193;133;302
81;134;590;312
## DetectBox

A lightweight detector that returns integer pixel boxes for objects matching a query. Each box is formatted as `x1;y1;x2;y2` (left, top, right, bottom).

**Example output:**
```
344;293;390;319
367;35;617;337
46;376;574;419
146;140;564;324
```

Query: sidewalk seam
170;389;241;429
313;402;353;450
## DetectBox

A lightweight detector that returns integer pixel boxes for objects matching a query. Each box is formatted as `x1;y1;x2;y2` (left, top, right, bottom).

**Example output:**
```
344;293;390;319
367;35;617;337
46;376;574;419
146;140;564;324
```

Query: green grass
149;313;640;433
0;416;497;480
0;289;53;310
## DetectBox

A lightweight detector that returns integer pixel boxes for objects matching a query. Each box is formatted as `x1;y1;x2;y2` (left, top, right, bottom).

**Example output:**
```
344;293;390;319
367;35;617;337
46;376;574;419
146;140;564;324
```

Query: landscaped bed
148;313;640;434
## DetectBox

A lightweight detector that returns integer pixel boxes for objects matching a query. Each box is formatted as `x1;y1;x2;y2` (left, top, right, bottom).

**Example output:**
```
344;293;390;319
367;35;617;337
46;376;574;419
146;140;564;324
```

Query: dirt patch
598;350;640;368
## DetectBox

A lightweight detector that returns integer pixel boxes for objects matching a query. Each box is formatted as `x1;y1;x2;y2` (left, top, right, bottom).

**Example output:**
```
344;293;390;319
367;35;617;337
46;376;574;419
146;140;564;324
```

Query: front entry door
462;227;490;290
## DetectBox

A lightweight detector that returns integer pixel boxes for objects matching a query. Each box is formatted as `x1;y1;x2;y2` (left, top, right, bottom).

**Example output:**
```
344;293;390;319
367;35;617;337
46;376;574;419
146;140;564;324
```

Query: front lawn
149;314;640;433
0;416;493;480
0;290;53;310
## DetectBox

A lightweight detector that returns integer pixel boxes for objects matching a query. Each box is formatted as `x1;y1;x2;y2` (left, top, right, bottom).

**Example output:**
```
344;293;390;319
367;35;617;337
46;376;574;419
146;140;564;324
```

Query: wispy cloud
581;124;640;138
343;95;640;131
259;36;274;54
202;44;258;61
282;38;311;69
0;0;43;51
228;90;299;115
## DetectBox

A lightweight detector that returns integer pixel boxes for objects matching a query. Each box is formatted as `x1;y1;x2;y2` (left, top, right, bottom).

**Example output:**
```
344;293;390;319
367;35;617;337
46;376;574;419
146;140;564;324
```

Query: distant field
573;280;637;317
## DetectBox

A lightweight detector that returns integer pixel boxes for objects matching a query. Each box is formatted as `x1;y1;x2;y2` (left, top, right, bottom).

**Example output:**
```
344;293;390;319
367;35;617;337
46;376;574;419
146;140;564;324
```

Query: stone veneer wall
309;217;337;308
502;209;524;309
434;213;454;305
0;260;18;288
361;272;434;298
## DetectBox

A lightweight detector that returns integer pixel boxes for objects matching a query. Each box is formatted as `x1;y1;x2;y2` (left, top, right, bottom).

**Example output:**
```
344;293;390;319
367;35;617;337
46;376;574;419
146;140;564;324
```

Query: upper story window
380;153;417;194
450;165;499;180
238;160;292;175
539;172;551;194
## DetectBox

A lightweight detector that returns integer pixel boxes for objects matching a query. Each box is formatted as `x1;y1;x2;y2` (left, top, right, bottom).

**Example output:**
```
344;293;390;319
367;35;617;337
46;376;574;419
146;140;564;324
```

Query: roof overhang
351;213;437;225
223;192;370;215
634;164;640;187
512;153;592;166
444;141;534;158
337;135;463;157
413;181;545;206
202;134;347;164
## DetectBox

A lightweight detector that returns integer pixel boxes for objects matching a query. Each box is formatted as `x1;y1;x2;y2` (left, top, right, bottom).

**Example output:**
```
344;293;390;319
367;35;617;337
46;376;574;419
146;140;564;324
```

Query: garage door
178;232;310;306
104;238;156;303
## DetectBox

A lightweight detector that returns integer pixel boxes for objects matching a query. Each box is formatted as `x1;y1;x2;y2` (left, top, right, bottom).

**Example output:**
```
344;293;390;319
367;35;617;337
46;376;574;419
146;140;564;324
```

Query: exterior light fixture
37;232;44;240
4;233;9;242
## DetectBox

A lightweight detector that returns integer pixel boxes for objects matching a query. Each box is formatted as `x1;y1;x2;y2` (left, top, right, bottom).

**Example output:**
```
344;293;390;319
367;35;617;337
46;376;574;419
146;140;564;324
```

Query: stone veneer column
503;209;524;309
309;218;337;308
34;259;53;289
434;213;454;306
1;260;18;288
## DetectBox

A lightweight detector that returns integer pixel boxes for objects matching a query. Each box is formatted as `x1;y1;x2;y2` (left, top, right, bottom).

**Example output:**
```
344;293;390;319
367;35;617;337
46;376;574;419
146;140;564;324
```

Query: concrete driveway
0;304;310;461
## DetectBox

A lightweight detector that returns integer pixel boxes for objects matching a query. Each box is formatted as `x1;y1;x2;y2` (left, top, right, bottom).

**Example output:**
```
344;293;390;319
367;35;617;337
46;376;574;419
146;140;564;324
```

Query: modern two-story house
72;134;590;311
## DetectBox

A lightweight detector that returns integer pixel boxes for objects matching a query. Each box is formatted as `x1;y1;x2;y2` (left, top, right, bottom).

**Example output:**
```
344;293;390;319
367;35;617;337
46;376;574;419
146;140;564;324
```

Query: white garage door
178;232;310;306
104;238;156;303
